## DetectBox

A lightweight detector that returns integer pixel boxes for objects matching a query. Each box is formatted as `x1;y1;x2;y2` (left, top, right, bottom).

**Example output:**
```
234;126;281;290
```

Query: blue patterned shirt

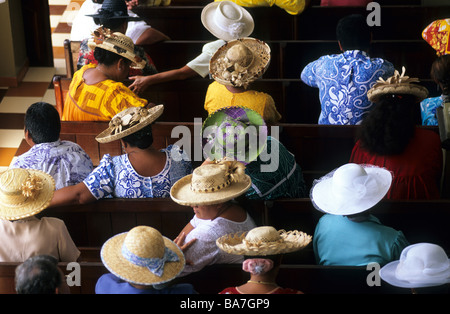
11;140;93;190
83;145;192;199
301;50;394;125
420;95;445;126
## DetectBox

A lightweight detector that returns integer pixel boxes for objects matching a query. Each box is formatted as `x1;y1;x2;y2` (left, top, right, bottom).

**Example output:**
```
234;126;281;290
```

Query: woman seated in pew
96;226;197;294
349;67;443;200
420;54;450;126
205;37;282;125
170;161;257;277
128;1;255;95
216;226;312;294
11;102;93;190
62;29;149;121
50;105;192;206
202;106;307;200
76;0;160;76
311;163;410;266
0;169;80;263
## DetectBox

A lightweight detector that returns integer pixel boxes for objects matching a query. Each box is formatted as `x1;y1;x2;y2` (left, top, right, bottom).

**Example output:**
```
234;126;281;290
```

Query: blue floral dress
83;145;192;199
301;50;394;125
420;95;446;126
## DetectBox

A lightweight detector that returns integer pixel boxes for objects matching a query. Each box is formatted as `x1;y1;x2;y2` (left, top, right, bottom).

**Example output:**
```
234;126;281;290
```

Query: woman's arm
129;65;199;94
49;182;96;208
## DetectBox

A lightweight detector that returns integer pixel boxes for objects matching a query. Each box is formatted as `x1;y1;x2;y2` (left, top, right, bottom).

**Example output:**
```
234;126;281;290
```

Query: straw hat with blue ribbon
100;226;185;285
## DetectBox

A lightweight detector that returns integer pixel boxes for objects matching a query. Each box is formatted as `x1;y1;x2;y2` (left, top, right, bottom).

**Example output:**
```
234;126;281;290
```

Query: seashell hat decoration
367;67;429;103
210;37;271;89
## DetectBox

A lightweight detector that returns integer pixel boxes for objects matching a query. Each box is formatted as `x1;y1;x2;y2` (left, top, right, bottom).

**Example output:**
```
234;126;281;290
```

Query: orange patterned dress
62;64;148;121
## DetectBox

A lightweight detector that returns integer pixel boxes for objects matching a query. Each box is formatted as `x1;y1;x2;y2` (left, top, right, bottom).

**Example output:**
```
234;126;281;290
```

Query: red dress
219;287;304;294
349;127;442;200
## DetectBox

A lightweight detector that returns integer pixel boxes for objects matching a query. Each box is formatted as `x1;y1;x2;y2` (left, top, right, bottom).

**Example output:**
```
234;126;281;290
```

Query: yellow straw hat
88;27;146;69
170;160;251;206
0;168;55;221
100;226;185;286
216;226;312;256
96;105;164;143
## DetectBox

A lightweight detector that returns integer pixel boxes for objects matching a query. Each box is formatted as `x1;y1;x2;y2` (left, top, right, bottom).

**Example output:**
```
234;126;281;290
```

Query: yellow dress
214;0;307;15
62;64;148;121
204;81;282;124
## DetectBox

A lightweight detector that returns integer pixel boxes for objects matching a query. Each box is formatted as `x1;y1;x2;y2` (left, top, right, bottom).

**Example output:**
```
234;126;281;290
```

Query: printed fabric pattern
83;145;192;199
301;50;394;125
11;140;94;190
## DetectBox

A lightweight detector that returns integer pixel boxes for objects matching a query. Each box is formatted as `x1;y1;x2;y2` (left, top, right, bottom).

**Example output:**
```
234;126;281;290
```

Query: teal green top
313;214;409;266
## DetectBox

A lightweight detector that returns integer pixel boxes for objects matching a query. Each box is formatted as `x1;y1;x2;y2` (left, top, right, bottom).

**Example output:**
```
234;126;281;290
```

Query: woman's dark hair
94;47;131;67
336;14;371;51
122;123;154;149
357;94;418;155
430;54;450;95
25;102;61;144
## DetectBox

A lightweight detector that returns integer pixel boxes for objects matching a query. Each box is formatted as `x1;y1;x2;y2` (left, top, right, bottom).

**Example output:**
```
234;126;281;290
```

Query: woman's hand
174;232;197;265
129;75;149;95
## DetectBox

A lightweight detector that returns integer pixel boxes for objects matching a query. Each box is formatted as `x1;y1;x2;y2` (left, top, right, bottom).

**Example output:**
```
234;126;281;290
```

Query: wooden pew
38;198;267;248
133;5;450;41
265;198;450;264
3;261;435;295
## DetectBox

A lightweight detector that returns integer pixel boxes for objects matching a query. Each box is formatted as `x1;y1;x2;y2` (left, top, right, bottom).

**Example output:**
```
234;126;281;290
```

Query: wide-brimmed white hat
201;1;254;41
380;243;450;288
0;168;55;221
216;226;312;256
170;160;251;206
96;105;164;143
88;27;146;69
311;163;392;215
101;226;185;286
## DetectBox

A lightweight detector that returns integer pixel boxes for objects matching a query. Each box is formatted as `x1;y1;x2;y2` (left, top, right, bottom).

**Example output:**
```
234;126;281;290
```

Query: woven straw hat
311;163;392;216
367;67;429;103
96;105;164;143
101;226;185;286
210;37;271;88
170;160;251;206
88;27;146;69
202;106;268;165
0;168;55;221
216;226;312;256
201;1;254;41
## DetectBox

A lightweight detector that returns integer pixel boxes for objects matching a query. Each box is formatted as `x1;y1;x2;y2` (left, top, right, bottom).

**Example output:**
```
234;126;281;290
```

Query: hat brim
0;169;55;221
202;106;268;164
86;13;142;21
170;173;251;206
100;232;185;286
96;105;164;143
201;2;254;41
379;260;450;288
210;38;271;87
311;166;392;215
87;39;146;69
216;230;312;256
367;84;429;103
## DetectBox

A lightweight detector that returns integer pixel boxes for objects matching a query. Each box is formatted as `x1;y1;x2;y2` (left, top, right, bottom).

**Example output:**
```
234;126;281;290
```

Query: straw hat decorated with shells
216;226;312;256
210;37;271;88
96;105;164;143
367;67;429;103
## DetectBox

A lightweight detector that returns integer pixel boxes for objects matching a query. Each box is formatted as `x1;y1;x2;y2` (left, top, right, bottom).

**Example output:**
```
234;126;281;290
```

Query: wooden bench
4;261;439;295
39;198;266;248
265;198;450;263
